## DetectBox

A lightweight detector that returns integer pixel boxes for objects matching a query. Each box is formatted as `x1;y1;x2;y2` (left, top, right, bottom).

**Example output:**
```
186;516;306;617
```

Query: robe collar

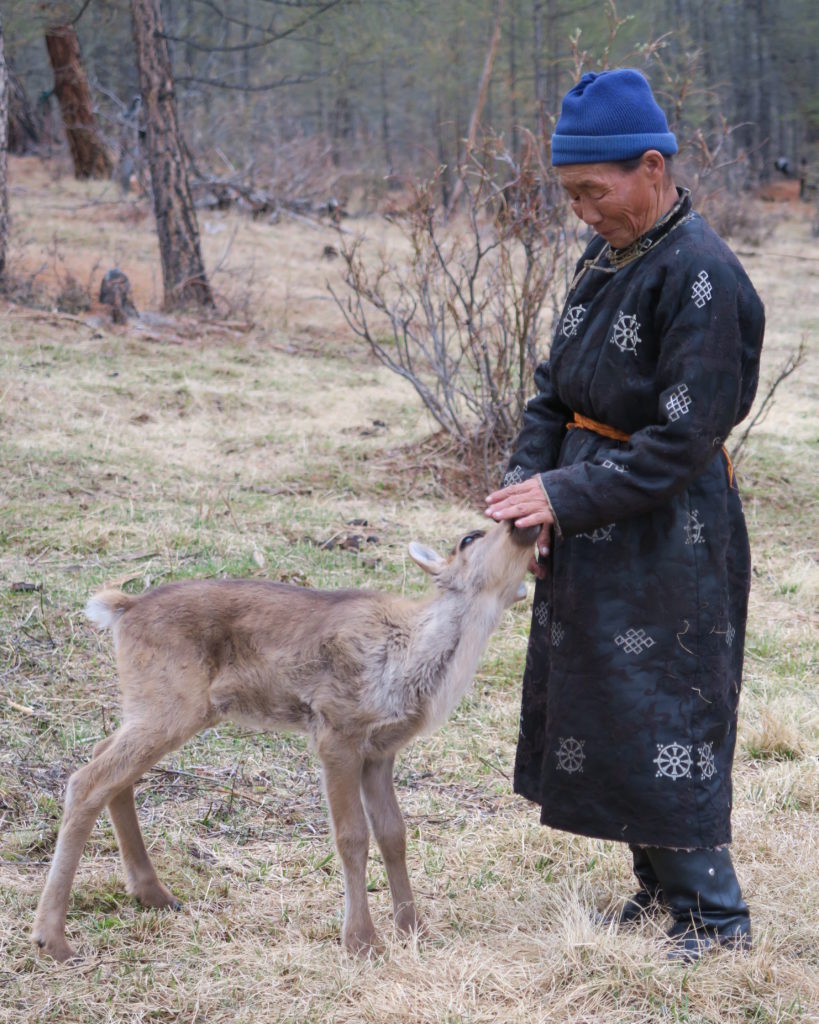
569;188;693;293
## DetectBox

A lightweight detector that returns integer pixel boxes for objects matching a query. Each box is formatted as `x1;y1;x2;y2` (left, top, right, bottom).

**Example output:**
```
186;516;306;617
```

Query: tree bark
44;24;113;180
131;0;213;310
0;15;8;278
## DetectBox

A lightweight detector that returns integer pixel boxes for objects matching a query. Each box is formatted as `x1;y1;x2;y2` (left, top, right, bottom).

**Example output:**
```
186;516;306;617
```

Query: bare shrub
331;133;569;494
55;273;92;314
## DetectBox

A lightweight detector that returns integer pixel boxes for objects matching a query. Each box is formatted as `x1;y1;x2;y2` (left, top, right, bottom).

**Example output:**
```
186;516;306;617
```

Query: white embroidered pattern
550;620;565;647
601;459;627;473
610;311;643;354
578;524;615;543
615;628;656;654
691;269;713;308
654;742;693;779
666;383;692;422
697;742;717;780
725;622;736;647
556;737;585;774
534;601;549;628
684;509;705;545
562;304;587;338
502;465;525;488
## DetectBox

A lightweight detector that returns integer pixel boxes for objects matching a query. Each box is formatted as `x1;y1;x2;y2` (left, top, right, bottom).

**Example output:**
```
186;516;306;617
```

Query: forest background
3;0;819;205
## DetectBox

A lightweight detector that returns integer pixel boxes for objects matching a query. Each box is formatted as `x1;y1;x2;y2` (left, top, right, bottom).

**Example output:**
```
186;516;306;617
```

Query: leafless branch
330;131;570;491
730;338;807;465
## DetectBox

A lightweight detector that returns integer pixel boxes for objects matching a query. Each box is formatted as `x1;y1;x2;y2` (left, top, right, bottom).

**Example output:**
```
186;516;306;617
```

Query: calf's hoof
395;904;427;939
131;879;182;911
342;927;384;958
33;929;78;963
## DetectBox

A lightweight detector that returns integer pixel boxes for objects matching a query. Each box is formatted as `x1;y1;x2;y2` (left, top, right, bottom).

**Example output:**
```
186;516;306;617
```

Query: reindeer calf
33;522;538;961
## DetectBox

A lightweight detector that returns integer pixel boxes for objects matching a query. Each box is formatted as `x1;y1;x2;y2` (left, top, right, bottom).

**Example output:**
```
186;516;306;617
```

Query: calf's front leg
361;754;423;937
319;738;381;954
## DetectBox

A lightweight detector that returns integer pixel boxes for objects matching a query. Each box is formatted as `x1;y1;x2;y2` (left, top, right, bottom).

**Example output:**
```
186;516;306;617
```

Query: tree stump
99;269;138;324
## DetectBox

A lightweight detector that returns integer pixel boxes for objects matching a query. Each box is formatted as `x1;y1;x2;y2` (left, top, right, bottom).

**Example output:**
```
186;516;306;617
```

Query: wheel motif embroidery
697;743;717;780
562;304;587;338
578;524;615;543
556;737;585;773
654;742;693;780
684;509;705;545
609;311;642;354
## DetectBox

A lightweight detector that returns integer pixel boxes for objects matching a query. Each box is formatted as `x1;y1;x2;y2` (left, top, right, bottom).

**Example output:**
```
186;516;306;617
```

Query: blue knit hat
551;69;678;166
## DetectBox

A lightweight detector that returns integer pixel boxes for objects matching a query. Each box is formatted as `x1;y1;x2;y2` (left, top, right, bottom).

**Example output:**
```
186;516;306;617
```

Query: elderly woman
485;69;764;960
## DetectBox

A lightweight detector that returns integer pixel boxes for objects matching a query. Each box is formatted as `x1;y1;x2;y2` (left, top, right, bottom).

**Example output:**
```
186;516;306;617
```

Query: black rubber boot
599;845;664;927
645;846;752;961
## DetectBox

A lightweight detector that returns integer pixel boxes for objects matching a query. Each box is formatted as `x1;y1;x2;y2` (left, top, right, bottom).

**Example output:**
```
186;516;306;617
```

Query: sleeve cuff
538;473;562;539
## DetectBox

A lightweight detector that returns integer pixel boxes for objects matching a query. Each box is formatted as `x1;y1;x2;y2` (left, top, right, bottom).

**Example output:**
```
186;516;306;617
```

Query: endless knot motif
614;628;656;655
725;622;736;647
602;459;627;473
684;509;705;545
556;737;585;774
666;383;692;422
578;524;615;544
550;620;565;647
691;269;713;308
609;311;643;354
697;742;717;780
561;304;587;339
502;465;525;488
534;601;550;628
654;742;693;780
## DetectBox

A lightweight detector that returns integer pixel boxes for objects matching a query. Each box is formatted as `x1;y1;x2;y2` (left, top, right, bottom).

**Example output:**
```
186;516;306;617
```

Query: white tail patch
84;596;123;630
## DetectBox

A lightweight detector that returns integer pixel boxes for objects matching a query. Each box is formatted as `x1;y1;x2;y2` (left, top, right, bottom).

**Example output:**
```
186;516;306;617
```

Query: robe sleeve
501;360;572;486
539;255;765;536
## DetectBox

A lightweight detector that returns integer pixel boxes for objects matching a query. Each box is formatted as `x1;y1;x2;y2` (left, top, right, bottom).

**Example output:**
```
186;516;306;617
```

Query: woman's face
558;157;667;248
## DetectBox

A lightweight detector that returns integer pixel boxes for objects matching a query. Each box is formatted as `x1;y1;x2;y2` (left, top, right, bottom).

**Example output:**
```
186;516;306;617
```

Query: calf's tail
85;590;136;630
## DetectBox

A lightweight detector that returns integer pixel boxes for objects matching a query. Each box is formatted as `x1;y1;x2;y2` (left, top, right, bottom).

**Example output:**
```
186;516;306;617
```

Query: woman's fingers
484;477;553;528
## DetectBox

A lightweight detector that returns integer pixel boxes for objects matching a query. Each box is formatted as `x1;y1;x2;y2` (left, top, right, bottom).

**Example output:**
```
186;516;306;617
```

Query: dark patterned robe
506;191;764;849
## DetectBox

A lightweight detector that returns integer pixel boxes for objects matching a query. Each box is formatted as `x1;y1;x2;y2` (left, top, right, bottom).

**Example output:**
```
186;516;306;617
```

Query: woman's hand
485;477;553;578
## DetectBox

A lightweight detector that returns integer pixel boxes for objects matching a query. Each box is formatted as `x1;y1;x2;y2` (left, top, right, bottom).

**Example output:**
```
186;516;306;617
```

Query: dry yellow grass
1;156;817;1023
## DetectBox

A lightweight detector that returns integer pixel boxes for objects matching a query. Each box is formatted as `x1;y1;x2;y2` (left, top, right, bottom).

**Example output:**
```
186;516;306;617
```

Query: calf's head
408;521;539;607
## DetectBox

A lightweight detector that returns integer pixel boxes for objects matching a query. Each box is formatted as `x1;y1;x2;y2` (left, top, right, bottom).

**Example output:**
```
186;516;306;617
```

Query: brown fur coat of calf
33;522;538;961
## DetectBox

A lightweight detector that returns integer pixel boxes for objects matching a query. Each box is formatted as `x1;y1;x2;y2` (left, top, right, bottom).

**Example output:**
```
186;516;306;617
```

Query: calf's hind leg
32;722;183;962
92;734;180;911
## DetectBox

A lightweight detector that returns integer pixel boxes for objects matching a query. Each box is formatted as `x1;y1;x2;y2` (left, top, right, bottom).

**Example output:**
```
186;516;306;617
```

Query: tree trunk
379;54;393;176
508;3;519;161
7;64;42;154
446;0;506;217
0;15;7;278
44;24;113;180
131;0;213;310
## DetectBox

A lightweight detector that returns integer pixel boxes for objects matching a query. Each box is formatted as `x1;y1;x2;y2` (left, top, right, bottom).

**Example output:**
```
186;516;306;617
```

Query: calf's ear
408;541;446;576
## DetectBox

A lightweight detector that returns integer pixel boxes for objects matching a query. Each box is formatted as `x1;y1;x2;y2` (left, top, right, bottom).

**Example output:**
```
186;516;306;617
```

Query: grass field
1;156;817;1023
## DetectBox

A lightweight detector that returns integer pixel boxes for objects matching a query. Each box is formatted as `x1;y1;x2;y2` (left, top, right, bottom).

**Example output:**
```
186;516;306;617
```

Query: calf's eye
459;531;485;551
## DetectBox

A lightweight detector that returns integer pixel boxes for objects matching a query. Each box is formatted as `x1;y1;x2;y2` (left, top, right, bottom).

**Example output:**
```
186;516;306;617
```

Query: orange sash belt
566;412;735;488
